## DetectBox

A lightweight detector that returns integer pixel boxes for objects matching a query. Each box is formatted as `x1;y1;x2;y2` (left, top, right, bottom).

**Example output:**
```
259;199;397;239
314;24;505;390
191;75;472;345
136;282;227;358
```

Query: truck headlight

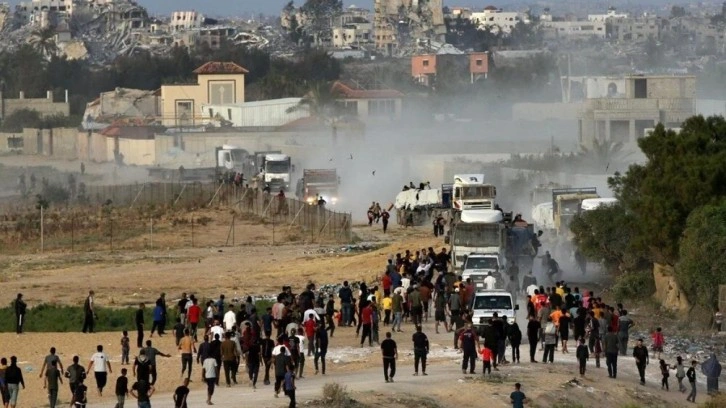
331;197;338;204
306;197;314;204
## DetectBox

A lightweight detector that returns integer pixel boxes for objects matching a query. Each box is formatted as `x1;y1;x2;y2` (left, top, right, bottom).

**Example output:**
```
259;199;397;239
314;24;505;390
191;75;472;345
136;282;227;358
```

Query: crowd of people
2;248;722;408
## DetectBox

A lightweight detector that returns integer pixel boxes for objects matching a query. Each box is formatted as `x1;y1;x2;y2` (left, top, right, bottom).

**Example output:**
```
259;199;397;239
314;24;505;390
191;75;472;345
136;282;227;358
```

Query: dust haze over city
1;0;726;406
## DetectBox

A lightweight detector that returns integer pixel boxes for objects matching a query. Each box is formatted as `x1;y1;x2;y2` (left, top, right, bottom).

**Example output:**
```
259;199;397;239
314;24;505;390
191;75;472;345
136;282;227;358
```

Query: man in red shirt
382;271;392;297
360;304;373;347
187;297;202;342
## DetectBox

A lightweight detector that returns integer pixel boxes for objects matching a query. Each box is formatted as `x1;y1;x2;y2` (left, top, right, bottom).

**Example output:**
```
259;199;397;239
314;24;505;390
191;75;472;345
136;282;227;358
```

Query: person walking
576;337;589;376
542;317;557;364
702;353;721;395
510;382;529;408
380;332;397;382
526;316;541;363
457;323;479;374
221;332;240;387
130;379;155;408
43;360;62;408
65;355;86;395
508;322;522;364
246;337;262;389
284;364;296;408
273;342;291;398
360;303;373;347
114;368;128;408
88;345;112;397
178;329;196;380
173;378;189;408
150;301;164;338
633;338;649;385
143;340;171;386
135;303;145;348
314;321;328;375
82;291;96;333
70;378;88;408
391;289;404;333
261;335;275;385
121;331;130;366
202;354;218;405
660;359;670;391
686;360;697;403
13;294;26;335
338;282;354;327
39;347;64;379
674;356;687;393
603;327;619;378
5;356;24;408
412;326;429;376
617;310;634;356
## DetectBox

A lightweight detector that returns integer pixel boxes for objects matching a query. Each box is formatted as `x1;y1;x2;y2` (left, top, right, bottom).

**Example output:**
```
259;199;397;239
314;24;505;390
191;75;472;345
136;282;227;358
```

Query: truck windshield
460;186;495;199
453;224;500;247
474;295;512;310
464;257;498;270
230;149;247;162
560;200;581;215
266;161;289;173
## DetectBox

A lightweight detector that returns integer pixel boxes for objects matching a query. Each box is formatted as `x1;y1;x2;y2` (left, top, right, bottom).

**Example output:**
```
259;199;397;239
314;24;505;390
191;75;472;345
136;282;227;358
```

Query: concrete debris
0;1;293;65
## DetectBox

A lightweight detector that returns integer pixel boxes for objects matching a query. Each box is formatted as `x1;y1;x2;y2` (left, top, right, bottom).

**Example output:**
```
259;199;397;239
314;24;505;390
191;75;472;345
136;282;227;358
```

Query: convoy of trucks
296;169;339;205
148;146;294;191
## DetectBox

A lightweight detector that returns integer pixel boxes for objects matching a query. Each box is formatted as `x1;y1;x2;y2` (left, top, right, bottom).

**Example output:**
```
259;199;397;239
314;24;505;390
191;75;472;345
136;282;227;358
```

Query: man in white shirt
401;274;411;293
302;308;320;324
526;283;539;297
223;305;237;332
87;344;112;397
210;320;225;340
484;272;497;290
202;356;218;405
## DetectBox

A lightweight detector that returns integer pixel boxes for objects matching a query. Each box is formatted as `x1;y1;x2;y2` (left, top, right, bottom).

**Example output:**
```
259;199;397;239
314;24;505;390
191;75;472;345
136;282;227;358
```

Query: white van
471;289;518;334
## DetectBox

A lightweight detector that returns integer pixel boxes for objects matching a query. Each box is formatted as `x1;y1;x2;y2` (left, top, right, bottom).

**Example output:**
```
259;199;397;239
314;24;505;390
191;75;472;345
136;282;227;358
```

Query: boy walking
510;382;529;408
284;365;296;408
576;337;589;376
686;360;697;403
120;331;130;365
114;368;128;408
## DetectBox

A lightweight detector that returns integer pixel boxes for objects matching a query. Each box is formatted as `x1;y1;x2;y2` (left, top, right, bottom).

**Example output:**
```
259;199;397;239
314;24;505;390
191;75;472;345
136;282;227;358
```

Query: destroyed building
373;0;446;56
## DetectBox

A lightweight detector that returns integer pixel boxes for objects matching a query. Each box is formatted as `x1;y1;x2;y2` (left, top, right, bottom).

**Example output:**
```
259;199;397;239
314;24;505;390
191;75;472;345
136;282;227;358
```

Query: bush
611;270;656;302
321;383;355;407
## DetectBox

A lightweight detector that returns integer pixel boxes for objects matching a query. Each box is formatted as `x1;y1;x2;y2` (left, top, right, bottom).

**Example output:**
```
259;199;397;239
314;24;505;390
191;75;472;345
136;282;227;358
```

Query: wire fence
0;182;352;253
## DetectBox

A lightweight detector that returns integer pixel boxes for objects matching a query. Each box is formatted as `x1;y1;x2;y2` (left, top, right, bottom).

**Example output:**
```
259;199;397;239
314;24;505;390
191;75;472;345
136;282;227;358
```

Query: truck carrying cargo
296;169;339;205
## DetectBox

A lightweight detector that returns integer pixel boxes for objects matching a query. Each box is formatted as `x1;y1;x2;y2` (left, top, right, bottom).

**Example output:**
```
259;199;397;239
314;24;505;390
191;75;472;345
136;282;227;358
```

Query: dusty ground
0;158;718;408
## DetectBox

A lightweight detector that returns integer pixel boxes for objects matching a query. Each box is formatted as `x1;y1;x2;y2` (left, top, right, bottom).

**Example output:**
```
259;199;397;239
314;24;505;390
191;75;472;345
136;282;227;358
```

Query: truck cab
552;188;599;234
450;209;507;271
261;153;292;191
461;254;504;285
215;145;249;174
471;289;518;335
452;174;497;211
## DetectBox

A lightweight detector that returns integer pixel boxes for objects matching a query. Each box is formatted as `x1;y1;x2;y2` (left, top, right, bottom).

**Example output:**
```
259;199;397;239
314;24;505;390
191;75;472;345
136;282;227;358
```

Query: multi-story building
17;0;73;23
607;15;662;42
340;4;369;25
160;61;247;127
374;0;445;55
411;52;489;86
587;7;628;22
194;26;236;50
470;6;529;35
578;75;696;147
541;20;606;40
171;11;204;32
332;20;373;47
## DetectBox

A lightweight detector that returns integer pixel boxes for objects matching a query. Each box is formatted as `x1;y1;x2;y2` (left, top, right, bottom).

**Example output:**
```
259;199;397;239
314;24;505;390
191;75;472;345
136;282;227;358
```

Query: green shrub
611;270;656;303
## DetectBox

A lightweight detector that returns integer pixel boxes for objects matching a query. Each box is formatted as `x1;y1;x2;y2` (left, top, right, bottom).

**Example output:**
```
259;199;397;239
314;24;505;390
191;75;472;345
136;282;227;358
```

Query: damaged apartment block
374;0;446;56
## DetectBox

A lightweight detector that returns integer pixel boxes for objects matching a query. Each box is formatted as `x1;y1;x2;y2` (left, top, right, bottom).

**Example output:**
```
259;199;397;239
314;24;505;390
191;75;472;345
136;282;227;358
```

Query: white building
17;0;74;23
171;11;204;32
470;7;529;35
587;8;628;22
201;98;308;128
332;21;372;47
541;20;606;40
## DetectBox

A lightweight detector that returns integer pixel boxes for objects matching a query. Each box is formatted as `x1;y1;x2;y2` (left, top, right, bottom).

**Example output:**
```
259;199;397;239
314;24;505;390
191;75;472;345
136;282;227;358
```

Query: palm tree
286;81;341;144
579;138;629;172
29;27;58;59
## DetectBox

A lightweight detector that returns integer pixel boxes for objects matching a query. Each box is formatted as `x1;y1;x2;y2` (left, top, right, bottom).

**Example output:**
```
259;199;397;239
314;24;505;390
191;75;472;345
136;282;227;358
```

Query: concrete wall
0;92;70;119
118;138;155;166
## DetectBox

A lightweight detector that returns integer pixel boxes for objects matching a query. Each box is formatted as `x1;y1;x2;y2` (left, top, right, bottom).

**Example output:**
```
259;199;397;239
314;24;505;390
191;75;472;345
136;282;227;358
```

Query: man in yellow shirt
382;296;392;326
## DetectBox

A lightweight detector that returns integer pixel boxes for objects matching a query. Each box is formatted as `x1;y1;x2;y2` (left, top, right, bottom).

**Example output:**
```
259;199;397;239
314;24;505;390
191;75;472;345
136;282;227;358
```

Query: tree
287;81;340;144
676;203;726;311
29;27;59;59
299;0;343;44
570;203;647;272
670;5;687;18
578;138;628;172
609;117;726;265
